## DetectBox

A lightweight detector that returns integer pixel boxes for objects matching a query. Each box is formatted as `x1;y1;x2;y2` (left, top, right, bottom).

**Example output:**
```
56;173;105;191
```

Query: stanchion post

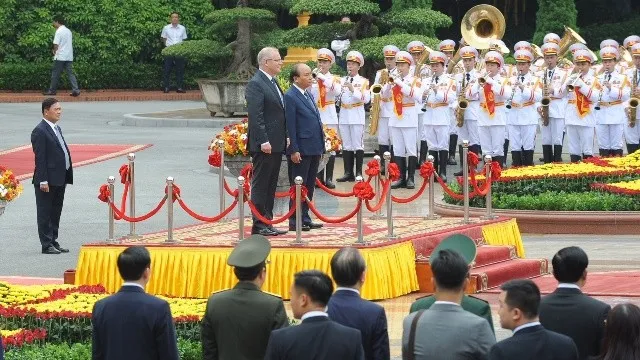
294;176;304;244
107;176;116;242
371;155;382;219
462;141;471;224
237;176;245;242
355;176;366;244
126;153;142;240
218;139;226;221
481;155;498;220
384;152;397;239
166;177;176;243
425;155;440;220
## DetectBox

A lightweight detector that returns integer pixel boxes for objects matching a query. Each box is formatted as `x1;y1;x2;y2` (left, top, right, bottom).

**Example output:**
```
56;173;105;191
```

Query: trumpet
477;72;488;86
566;73;582;92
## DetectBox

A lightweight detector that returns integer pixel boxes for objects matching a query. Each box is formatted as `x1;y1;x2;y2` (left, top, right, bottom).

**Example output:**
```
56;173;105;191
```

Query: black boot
448;134;458;165
583;154;593;159
542;145;553;164
511;151;522;167
391;157;407;189
378;145;389;174
355;150;364;177
503;139;510;167
324;155;336;189
599;148;608;157
613;149;623;157
493;156;503;169
553;145;563;162
336;151;355;182
439;150;449;182
406;156;417;189
454;146;466;176
389;145;395;159
627;144;639;155
418;141;428;166
570;154;581;163
523;150;535;166
429;151;439;174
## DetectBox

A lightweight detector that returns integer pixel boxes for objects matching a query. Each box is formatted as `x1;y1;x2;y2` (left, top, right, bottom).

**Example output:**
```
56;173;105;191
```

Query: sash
317;78;327;110
574;87;591;117
482;83;496;117
392;85;404;118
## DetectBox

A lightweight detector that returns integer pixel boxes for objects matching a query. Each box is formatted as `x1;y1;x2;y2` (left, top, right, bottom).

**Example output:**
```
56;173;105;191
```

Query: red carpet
482;271;640;297
0;144;152;180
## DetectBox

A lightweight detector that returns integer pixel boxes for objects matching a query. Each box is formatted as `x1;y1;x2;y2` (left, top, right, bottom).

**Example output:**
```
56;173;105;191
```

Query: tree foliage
290;0;380;16
532;0;578;45
380;8;452;36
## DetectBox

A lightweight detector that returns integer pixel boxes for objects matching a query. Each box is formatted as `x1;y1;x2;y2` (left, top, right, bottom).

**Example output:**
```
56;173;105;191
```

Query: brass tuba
627;70;638;128
368;69;389;135
557;26;595;69
461;5;506;72
414;47;434;78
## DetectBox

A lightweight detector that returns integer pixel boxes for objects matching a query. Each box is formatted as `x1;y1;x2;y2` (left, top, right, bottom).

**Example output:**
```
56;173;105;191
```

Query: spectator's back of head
498;279;541;330
117;246;151;283
431;249;469;292
330;247;366;288
290;270;334;319
552;246;588;284
53;15;65;25
599;303;640;360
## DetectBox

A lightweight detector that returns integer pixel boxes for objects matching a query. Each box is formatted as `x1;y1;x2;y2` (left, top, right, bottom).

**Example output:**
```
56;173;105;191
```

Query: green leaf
290;0;380;16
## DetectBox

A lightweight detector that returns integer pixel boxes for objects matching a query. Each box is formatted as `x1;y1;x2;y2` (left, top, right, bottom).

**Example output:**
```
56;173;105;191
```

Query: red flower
387;163;400;181
288;184;308;200
208;149;221;167
467;152;480;167
419;161;435;179
97;184;110;202
119;164;130;184
353;182;375;200
365;160;380;177
490;161;502;181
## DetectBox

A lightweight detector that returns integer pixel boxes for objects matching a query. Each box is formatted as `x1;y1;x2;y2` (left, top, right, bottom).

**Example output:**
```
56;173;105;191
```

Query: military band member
422;51;457;182
453;46;482;176
507;49;543;166
386;51;422;189
595;46;631;157
440;39;460;166
407;41;430;165
561;49;601;162
489;40;513;167
336;51;370;182
539;42;569;163
374;45;400;173
598;39;629;74
475;51;511;167
624;43;640;154
311;48;342;189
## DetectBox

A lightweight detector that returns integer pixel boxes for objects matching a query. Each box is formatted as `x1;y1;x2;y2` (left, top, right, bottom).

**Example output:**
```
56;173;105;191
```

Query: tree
532;0;578;44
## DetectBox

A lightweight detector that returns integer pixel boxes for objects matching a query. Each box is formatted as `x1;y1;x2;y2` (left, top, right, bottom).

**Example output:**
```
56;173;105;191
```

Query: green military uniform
409;294;495;333
201;235;289;360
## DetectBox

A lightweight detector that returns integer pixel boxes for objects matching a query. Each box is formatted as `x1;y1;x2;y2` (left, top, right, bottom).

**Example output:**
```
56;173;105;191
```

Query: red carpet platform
0;144;151;180
75;217;548;300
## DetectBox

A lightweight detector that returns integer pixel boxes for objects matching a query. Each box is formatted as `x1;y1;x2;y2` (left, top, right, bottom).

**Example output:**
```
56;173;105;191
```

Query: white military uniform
454;69;482;146
563;71;601;158
412;63;431;143
310;71;341;131
539;66;569;146
595;70;630;153
475;73;511;157
338;74;370;151
386;75;422;157
374;67;397;146
624;66;640;147
422;73;457;151
508;71;543;151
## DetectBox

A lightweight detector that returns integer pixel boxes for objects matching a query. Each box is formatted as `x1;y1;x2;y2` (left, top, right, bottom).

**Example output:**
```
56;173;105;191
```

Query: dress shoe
305;222;323;229
163;88;170;93
53;244;70;253
43;90;56;96
70;91;80;97
42;246;61;254
176;88;186;93
269;227;288;235
289;224;311;231
252;228;278;236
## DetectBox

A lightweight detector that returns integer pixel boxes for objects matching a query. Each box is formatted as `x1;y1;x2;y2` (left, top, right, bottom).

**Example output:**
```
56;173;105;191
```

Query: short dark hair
431;249;469;291
289;63;305;84
233;262;265;281
53;15;65;25
330;247;366;287
293;270;334;307
599;303;640;360
170;11;180;17
42;98;58;114
500;279;540;319
117;246;151;281
552;246;588;283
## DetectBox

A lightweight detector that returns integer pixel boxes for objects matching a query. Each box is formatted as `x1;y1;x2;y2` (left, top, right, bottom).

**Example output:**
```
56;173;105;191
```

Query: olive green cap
227;234;271;268
432;234;477;265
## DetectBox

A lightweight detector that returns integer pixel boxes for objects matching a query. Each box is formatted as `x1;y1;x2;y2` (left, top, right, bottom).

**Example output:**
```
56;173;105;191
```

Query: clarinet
595;71;609;111
421;76;437;112
335;76;353;110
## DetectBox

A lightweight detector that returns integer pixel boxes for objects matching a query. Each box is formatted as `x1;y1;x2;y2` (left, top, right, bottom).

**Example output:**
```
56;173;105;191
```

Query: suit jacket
31;119;73;186
488;324;578;360
246;70;287;154
0;336;4;360
265;315;365;360
410;294;495;333
91;286;179;360
539;288;610;360
284;86;325;156
402;302;495;360
201;281;289;360
327;289;390;360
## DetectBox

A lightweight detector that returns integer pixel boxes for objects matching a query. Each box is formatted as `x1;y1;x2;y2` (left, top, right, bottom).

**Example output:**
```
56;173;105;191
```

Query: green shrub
532;0;578;44
580;15;640;47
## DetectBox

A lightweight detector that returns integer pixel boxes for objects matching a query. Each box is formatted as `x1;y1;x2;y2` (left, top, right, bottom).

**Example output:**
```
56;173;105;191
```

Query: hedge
532;0;578;44
580;15;640;46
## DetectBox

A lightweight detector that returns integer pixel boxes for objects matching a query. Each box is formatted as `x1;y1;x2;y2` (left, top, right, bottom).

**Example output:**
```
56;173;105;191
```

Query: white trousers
625;122;640;145
479;126;506;157
457;119;480;146
377;117;391;146
418;113;426;141
391;127;418;157
541;117;565;145
508;125;537;151
424;125;449;151
339;124;364;151
567;125;594;156
596;124;624;150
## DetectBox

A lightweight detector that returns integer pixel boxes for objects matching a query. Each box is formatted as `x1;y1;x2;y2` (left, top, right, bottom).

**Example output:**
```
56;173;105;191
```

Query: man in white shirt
161;12;188;93
44;16;80;97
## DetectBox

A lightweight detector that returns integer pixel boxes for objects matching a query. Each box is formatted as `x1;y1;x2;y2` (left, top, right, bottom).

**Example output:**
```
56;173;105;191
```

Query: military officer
201;234;289;360
422;51;457;182
624;43;640;155
595;46;631;157
407;40;430;165
598;39;629;74
440;39;461;167
507;49;543;166
311;48;342;189
336;50;370;182
491;39;513;167
539;42;569;163
373;45;400;172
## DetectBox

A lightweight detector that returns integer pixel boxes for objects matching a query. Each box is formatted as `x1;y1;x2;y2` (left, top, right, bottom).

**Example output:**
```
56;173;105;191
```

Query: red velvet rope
315;178;355;197
307;199;361;223
119;164;130;184
109;196;167;223
392;176;429;203
436;175;466;200
177;198;238;222
364;180;390;212
288;185;309;200
113;182;130;221
223;179;236;196
470;165;492;197
208;148;221;167
98;183;129;221
247;200;297;225
164;184;181;202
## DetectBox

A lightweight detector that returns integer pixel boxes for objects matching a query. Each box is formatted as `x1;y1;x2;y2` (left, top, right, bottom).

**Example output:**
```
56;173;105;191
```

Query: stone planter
0;200;5;217
197;79;249;118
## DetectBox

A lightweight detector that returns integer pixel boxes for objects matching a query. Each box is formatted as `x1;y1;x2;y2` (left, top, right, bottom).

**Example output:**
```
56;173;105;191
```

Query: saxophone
456;74;468;127
627;69;638;128
540;68;551;126
368;69;389;135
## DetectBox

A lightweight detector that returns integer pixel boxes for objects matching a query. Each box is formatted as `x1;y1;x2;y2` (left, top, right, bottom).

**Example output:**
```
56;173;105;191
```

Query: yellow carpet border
481;218;525;257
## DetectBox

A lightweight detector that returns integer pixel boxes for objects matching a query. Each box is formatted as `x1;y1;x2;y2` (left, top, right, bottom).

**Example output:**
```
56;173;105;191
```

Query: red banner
317;78;327;109
574;87;591;117
482;83;496;117
392;85;403;118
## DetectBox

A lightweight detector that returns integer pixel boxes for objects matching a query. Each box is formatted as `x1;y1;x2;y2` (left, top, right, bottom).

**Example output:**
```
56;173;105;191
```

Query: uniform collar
557;283;581;290
301;311;329;322
234;281;261;291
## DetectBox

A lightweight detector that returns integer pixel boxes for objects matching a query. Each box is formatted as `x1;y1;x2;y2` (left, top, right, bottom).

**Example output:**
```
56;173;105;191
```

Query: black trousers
34;184;66;250
48;60;79;92
251;152;282;231
287;155;320;226
163;56;186;89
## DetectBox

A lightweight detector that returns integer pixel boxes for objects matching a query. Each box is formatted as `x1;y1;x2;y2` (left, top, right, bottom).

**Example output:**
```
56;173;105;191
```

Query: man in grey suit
402;249;495;360
246;47;289;236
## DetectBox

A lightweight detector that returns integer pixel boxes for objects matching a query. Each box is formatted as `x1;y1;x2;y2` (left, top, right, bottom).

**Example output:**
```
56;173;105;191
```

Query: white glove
573;77;586;89
315;73;330;83
484;76;495;86
393;77;403;86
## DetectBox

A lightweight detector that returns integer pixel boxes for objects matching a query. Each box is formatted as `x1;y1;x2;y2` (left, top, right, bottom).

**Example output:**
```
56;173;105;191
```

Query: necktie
466;73;470;82
54;125;71;170
304;91;317;109
435;76;439;84
520;76;525;83
271;78;284;105
607;74;611;82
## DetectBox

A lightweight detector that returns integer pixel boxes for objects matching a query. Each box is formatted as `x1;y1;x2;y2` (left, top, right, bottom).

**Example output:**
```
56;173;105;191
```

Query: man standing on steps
43;16;80;97
161;12;188;93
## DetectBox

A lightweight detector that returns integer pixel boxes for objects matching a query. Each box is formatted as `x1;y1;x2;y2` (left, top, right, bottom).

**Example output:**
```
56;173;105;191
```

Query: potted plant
0;166;23;217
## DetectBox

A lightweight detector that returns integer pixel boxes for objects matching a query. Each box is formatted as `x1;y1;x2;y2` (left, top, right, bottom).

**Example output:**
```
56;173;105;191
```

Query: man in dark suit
91;246;179;360
265;270;365;360
490;279;578;360
201;234;289;360
327;247;389;360
246;47;288;237
285;63;325;232
31;98;72;254
539;246;611;360
410;294;495;334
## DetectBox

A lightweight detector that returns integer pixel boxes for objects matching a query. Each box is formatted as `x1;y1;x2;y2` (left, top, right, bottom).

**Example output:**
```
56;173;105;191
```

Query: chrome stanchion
294;176;304;244
384;151;397;240
217;139;226;221
462;141;471;224
355;176;366;244
125;153;142;240
107;176;116;242
426;155;440;220
166;177;176;243
237;176;245;242
481;155;498;220
370;155;382;219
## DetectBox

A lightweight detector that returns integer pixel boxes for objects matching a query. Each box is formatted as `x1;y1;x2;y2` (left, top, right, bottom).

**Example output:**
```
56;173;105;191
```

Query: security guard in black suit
201;235;289;360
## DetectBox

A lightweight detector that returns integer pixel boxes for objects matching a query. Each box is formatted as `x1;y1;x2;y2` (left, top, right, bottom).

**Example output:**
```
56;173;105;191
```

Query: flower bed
591;178;640;196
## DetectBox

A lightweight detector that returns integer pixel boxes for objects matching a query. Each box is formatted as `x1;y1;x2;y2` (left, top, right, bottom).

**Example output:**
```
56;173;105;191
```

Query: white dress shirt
122;282;145;290
53;25;73;61
39;119;62;186
300;310;329;321
161;24;187;47
513;321;541;334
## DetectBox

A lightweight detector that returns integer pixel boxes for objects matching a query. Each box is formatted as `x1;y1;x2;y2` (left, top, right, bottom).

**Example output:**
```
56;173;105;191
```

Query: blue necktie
271;78;284;105
54;125;71;170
